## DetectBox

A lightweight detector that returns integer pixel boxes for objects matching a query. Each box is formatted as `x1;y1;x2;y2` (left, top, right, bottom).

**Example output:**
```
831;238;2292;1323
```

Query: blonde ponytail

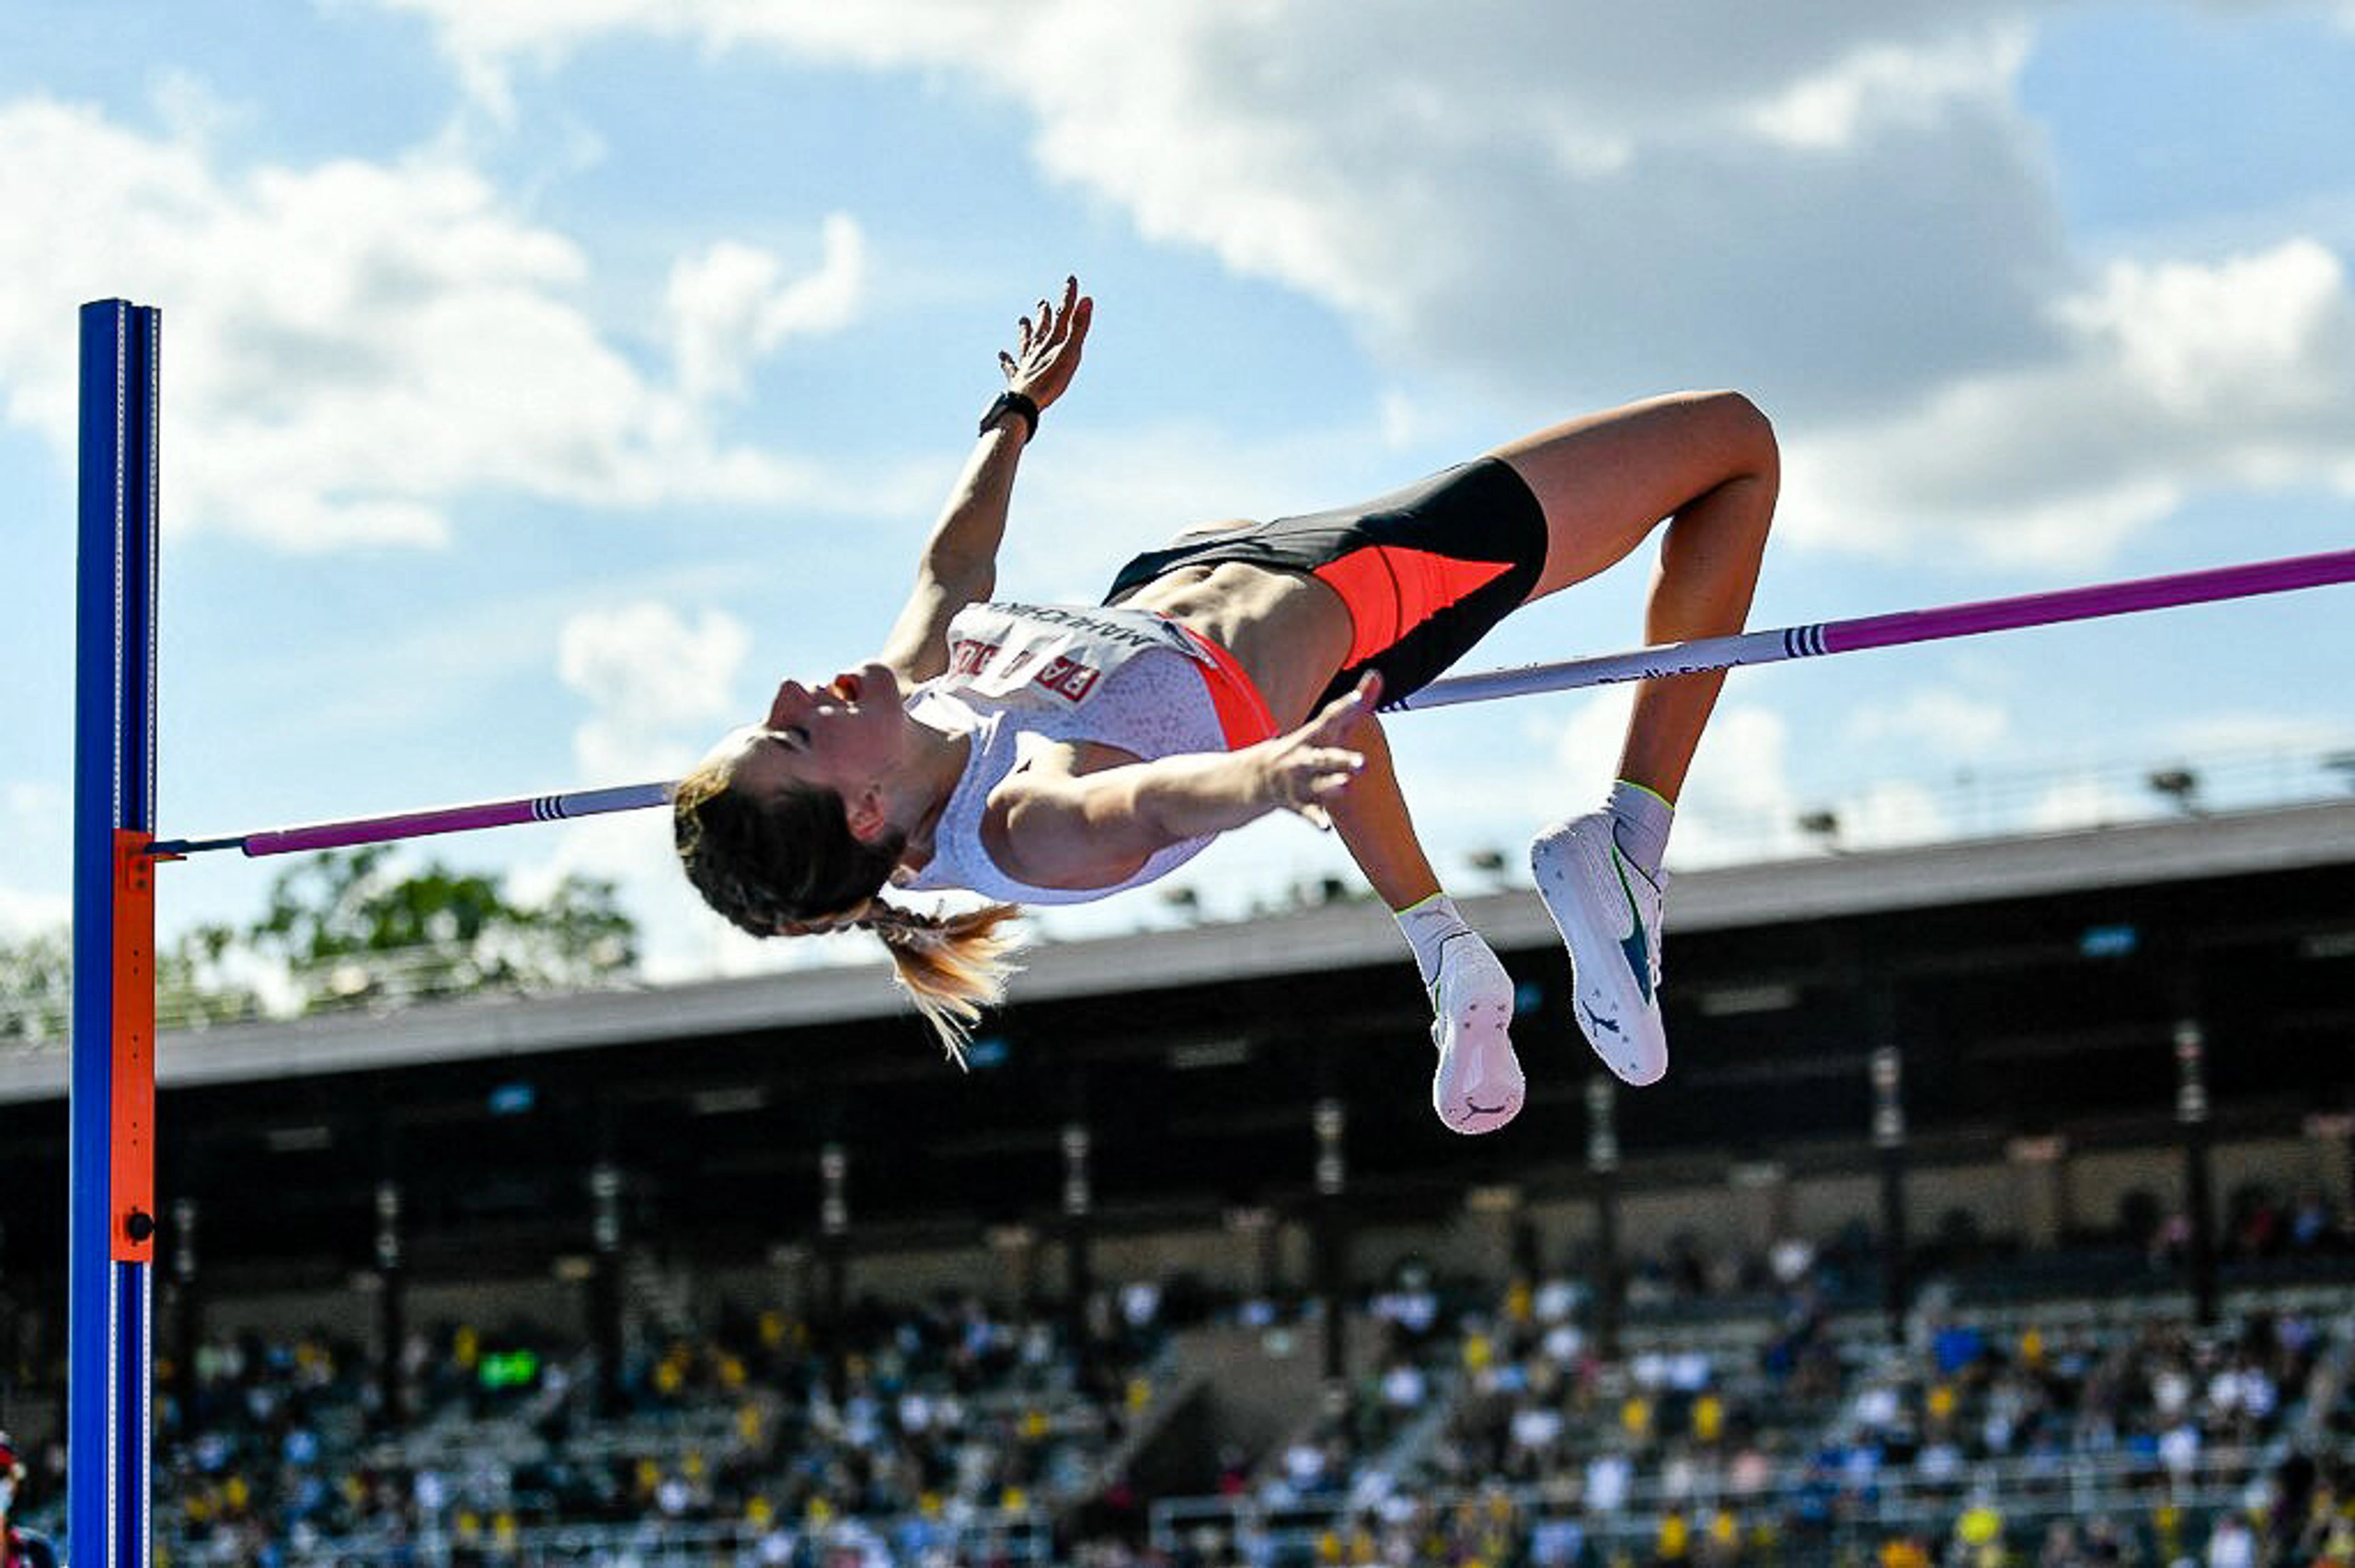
861;900;1028;1066
674;755;1028;1059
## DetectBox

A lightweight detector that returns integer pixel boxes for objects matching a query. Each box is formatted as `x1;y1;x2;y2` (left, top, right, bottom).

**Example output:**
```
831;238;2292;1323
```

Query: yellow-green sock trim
1614;777;1673;809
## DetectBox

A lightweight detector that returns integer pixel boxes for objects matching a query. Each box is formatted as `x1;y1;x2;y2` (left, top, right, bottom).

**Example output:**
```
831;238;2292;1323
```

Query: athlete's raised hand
999;275;1093;414
1259;672;1380;830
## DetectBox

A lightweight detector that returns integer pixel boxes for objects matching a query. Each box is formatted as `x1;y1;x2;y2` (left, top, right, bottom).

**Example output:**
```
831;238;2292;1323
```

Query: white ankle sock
1606;779;1673;880
1396;892;1470;987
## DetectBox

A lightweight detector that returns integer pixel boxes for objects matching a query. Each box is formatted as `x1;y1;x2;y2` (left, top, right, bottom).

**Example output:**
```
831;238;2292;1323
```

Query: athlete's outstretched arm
880;277;1094;684
990;678;1376;889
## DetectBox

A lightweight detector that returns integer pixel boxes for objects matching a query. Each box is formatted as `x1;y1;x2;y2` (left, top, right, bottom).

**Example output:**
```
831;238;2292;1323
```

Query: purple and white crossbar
1391;545;2355;711
152;782;672;858
150;546;2355;856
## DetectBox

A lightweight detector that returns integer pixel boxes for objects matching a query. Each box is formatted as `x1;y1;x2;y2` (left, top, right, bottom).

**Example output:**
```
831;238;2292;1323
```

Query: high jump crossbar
1388;544;2355;710
146;544;2355;860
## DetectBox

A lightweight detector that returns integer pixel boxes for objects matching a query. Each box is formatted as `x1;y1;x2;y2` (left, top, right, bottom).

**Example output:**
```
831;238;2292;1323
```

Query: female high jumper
674;278;1776;1133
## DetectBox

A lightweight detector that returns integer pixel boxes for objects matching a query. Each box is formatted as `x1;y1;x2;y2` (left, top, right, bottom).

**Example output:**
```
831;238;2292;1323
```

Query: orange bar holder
110;829;157;1263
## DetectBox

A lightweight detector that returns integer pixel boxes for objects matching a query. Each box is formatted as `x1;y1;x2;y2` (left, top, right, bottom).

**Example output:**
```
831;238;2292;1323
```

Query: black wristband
979;389;1040;443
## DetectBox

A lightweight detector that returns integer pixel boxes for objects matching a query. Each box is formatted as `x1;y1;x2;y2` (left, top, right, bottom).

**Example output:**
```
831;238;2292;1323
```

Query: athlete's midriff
1120;559;1354;727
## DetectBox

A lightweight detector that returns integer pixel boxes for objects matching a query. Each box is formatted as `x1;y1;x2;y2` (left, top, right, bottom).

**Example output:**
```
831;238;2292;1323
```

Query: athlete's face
708;662;905;810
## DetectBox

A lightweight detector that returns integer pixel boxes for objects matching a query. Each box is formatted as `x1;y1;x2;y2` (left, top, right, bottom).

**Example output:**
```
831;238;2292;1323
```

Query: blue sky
4;1;2352;980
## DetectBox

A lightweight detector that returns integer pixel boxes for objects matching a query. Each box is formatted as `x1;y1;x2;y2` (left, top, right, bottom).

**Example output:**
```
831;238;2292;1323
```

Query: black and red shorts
1103;456;1549;707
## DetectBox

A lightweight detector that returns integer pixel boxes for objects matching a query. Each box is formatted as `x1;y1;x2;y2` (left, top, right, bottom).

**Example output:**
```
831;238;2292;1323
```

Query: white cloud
2145;710;2355;809
1784;239;2355;565
1742;26;2031;151
557;600;752;781
372;0;2072;413
2023;774;2152;834
1662;704;1811;865
1006;8;2070;418
1384;686;1966;871
2066;244;2352;419
1546;686;1640;794
667;213;867;406
1833;778;1955;849
0;784;70;939
1846;688;2013;756
367;0;2355;576
147;67;259;148
1513;695;1967;864
0;885;69;939
531;598;888;980
2158;710;2351;757
994;418;1385;601
6;781;66;826
0;94;861;550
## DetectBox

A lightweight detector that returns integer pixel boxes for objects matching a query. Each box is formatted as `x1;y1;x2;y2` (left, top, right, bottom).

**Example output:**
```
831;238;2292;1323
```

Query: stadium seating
10;1197;2352;1565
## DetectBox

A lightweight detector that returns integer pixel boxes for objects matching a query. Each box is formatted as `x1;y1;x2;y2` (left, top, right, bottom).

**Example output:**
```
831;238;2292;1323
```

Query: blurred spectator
2205;1509;2257;1568
0;1432;58;1568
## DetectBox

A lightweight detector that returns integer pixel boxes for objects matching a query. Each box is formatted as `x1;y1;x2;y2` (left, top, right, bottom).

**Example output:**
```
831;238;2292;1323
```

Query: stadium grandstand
4;795;2354;1565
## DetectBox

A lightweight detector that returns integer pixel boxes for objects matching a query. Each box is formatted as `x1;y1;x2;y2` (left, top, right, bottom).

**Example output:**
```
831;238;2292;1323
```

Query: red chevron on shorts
1313;546;1514;667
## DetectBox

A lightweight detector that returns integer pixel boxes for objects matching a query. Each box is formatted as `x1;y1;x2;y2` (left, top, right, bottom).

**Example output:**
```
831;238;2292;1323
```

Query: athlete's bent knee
1693;390;1778;483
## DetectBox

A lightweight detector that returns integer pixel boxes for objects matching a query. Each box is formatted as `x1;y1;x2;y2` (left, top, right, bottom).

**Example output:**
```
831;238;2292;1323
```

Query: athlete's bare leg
1327;715;1442;910
1325;714;1523;1133
1490;391;1778;803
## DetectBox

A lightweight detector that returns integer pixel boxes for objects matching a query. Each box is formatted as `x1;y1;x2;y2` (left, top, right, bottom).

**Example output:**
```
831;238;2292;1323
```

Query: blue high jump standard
72;299;162;1568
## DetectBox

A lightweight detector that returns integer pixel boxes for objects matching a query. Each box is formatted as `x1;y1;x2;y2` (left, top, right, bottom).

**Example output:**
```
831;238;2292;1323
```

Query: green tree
235;845;638;1013
160;921;266;1029
1;848;638;1037
0;926;71;1044
1;923;261;1040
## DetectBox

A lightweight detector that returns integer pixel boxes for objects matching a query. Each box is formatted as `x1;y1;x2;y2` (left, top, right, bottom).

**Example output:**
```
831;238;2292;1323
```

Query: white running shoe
1531;811;1670;1086
1429;932;1525;1134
